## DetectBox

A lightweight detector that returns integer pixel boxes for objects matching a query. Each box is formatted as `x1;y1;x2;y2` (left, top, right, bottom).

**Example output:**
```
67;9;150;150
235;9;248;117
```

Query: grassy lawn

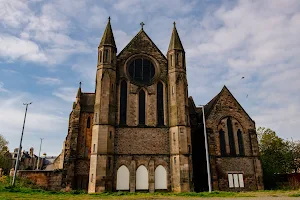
1;177;300;199
1;189;300;200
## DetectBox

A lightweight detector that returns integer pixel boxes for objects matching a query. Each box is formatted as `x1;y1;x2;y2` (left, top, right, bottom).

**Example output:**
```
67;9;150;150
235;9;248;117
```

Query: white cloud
0;34;47;62
0;0;31;28
182;0;300;139
86;6;109;29
0;0;92;65
52;87;77;102
1;0;300;155
34;76;62;86
0;93;69;155
0;82;8;92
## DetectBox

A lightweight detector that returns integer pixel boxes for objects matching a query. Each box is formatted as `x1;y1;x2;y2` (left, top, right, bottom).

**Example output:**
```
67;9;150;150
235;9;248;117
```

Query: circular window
128;58;155;84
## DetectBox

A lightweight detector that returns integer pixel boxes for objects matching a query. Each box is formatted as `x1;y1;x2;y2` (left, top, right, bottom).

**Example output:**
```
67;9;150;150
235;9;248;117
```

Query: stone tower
88;17;117;193
167;23;192;192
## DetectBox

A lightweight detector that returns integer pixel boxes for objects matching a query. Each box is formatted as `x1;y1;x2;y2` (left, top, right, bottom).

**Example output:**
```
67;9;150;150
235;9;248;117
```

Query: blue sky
0;0;300;156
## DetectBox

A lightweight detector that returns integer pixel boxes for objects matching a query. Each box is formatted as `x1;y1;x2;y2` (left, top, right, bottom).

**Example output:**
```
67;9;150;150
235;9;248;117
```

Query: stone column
130;160;136;192
149;160;154;193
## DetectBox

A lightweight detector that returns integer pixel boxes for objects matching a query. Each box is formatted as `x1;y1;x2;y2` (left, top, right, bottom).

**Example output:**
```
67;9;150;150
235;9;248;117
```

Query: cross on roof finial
79;82;82;88
140;22;145;30
173;21;176;27
108;16;111;22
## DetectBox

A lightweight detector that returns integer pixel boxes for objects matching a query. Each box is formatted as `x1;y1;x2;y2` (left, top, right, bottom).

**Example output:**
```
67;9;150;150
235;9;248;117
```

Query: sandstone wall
18;170;63;191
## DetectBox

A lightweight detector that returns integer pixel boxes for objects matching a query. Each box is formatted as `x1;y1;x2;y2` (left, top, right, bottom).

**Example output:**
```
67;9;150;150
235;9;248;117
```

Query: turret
167;22;192;192
97;17;117;69
89;17;117;193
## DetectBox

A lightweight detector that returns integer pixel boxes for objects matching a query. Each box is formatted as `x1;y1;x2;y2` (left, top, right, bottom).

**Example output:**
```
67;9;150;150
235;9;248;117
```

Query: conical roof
99;17;116;48
76;82;81;99
168;22;184;51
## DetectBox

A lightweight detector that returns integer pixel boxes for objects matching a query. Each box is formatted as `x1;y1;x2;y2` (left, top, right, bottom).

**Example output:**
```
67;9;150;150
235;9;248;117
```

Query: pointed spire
168;21;184;51
76;82;81;99
99;17;116;48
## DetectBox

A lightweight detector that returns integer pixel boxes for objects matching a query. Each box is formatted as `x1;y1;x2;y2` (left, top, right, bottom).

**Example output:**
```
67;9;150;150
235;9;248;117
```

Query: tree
0;134;11;175
257;127;294;189
0;134;8;152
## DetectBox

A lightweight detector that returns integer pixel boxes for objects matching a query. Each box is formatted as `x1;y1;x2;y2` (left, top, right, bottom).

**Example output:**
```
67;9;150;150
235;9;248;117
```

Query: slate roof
168;23;184;51
117;29;167;60
80;93;95;112
99;18;116;48
189;85;254;123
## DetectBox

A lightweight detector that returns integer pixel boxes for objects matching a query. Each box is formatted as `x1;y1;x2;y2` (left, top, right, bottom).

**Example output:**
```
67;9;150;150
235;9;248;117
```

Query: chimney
29;147;34;157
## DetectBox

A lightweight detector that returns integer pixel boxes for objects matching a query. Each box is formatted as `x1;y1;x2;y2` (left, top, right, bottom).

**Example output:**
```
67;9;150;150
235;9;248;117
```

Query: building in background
10;147;44;170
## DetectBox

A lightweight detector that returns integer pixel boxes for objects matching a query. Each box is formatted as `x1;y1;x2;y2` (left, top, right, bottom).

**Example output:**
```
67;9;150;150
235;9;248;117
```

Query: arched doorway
136;165;148;190
155;165;167;189
116;165;129;190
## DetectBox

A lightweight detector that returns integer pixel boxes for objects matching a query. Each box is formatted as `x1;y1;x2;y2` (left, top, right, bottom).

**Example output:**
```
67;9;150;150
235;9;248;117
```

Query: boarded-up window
139;90;146;125
155;165;167;189
116;165;129;190
120;80;127;125
136;165;148;190
239;174;244;187
157;82;164;126
228;173;244;188
228;174;234;188
227;117;236;156
237;129;245;156
219;129;226;156
233;174;239;187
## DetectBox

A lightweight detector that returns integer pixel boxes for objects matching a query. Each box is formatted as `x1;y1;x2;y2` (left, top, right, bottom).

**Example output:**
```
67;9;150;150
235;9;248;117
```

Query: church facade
61;18;264;193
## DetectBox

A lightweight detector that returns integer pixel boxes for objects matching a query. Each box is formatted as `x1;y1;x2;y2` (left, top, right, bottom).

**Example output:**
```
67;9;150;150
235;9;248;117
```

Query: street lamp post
36;138;44;170
200;105;212;193
12;102;32;186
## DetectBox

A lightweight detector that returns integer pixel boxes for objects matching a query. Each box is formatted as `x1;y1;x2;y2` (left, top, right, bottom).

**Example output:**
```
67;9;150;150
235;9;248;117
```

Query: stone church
61;18;264;193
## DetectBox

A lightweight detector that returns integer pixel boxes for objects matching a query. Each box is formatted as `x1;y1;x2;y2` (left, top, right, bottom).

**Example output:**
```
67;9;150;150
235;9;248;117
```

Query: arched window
219;129;226;156
155;165;167;189
99;50;102;63
176;52;180;64
87;117;91;128
104;49;109;63
227;117;236;156
139;90;146;125
116;165;130;190
136;165;148;190
237;129;245;156
120;80;127;125
157;82;164;126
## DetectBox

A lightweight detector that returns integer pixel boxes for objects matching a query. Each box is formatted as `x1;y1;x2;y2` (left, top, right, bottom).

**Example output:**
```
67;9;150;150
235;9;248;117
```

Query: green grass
1;176;300;199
